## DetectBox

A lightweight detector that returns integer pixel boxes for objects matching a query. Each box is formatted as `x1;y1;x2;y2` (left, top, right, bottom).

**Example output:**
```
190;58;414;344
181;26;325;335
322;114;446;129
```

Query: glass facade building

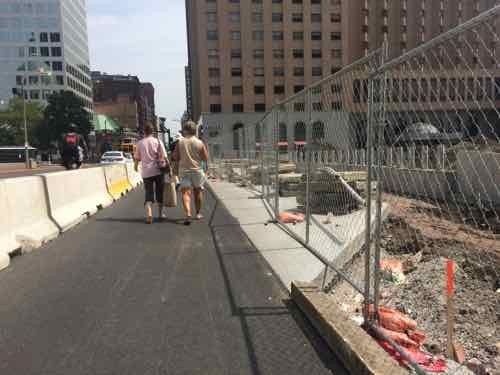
0;0;92;110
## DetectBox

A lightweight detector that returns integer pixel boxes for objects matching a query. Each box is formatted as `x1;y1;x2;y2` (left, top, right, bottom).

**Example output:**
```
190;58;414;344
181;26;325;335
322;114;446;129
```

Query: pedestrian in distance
134;123;171;224
172;121;209;225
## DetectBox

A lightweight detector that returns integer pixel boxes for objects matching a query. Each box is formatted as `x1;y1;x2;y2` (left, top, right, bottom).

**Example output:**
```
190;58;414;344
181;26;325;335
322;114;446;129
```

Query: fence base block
291;281;409;375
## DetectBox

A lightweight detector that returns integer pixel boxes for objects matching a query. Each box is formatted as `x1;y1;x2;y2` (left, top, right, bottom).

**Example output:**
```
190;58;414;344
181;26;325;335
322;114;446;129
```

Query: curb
291;281;409;375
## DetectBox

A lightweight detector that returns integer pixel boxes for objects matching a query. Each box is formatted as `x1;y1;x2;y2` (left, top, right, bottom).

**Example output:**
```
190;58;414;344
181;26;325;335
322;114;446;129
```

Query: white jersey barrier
0;176;59;270
125;162;143;188
42;167;113;232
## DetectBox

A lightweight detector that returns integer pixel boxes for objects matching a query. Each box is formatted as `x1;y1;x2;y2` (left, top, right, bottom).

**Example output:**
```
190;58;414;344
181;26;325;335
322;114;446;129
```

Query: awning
294;141;306;146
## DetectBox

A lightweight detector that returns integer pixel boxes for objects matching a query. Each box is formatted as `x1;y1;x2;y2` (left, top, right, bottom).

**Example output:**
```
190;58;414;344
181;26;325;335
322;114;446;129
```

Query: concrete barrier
456;150;500;206
104;164;133;200
42;167;113;232
125;162;142;188
0;176;59;269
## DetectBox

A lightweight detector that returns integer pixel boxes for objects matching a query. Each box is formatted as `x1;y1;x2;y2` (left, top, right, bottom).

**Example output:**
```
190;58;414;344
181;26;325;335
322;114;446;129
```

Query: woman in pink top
134;123;170;224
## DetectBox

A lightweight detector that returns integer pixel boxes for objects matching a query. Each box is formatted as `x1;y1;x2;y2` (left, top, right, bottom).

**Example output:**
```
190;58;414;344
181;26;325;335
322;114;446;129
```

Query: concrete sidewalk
0;187;346;375
209;180;326;290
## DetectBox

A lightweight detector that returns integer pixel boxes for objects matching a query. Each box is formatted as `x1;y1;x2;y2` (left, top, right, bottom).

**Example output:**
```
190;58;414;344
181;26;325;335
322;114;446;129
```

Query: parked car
100;151;129;164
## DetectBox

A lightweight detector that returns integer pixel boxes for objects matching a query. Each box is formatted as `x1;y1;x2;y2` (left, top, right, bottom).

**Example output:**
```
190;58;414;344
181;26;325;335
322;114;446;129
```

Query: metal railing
208;5;500;374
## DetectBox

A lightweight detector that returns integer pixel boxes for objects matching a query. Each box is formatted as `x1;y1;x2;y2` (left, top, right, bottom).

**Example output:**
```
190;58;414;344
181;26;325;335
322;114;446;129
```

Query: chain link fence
208;5;500;373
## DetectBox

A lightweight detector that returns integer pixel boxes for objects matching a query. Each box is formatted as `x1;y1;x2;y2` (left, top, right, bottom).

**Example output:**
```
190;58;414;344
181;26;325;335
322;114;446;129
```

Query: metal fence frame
208;5;500;374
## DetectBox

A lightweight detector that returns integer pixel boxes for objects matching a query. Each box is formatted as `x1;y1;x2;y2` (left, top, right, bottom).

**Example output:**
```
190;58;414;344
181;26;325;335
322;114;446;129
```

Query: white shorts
180;170;206;190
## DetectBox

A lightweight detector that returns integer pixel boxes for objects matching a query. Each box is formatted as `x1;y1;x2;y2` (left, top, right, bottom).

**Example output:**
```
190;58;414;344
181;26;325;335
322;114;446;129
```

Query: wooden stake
446;259;455;359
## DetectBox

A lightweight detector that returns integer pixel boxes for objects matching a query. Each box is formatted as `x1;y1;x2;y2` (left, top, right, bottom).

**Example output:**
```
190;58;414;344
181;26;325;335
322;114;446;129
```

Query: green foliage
40;91;93;148
0;97;44;146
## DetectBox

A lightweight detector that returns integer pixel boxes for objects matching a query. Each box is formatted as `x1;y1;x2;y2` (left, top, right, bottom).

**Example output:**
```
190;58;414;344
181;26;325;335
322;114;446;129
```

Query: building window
331;13;341;22
51;47;61;57
331;32;341;40
207;31;218;40
50;32;60;42
39;32;48;42
295;122;306;141
273;67;284;76
311;0;321;4
52;61;63;71
40;47;49;57
292;0;303;3
231;31;241;40
312;49;322;58
255;103;266;112
312;121;325;139
233;104;244;112
254;86;265;94
232;86;243;95
311;13;322;22
294;67;304;76
272;13;283;22
208;68;220;77
210;86;221;95
253;49;264;58
292;13;303;22
29;47;37;57
207;12;217;22
229;12;240;22
55;75;64;85
229;0;239;3
208;49;219;58
253;31;264;40
294;85;304;93
311;32;322;40
293;49;304;58
231;67;242;77
252;13;263;23
254;67;265;77
272;0;283;3
312;67;322;76
273;49;284;59
274;85;285;94
210;104;222;113
272;31;283;40
231;49;242;59
29;76;39;85
293;31;304;40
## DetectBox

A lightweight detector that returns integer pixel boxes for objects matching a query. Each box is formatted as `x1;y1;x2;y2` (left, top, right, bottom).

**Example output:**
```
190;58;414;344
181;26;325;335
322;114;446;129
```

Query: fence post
305;90;312;245
373;52;387;318
364;79;375;324
274;112;280;217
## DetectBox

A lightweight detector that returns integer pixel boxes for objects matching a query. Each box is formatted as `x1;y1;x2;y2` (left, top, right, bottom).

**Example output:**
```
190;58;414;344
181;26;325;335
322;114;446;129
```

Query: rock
426;341;442;355
467;358;487;375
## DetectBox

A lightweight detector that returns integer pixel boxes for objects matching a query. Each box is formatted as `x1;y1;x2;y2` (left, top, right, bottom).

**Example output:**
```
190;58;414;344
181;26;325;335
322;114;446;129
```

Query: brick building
91;71;156;133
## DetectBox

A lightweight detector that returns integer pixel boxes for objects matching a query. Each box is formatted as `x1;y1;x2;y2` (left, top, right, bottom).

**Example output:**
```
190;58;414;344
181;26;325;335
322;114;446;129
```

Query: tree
0;97;44;146
40;91;92;148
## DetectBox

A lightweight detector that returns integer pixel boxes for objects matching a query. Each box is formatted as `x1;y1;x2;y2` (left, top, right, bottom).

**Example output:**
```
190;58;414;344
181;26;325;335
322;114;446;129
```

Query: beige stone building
186;0;500;154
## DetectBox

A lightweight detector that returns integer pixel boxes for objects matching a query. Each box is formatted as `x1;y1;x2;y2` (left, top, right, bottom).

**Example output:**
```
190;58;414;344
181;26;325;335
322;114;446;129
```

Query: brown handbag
163;179;177;207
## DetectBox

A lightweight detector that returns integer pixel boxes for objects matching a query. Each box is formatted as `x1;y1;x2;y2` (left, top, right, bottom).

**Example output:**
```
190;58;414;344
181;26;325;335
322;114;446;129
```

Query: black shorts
143;174;164;204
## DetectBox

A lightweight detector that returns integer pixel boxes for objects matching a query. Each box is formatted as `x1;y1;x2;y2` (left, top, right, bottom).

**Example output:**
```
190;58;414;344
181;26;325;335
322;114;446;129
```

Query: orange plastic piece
369;305;418;332
278;212;305;224
380;259;404;274
377;326;419;349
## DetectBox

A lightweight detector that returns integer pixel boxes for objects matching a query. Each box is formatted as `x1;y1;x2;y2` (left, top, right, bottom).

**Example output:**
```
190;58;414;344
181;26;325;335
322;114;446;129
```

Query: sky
87;0;187;128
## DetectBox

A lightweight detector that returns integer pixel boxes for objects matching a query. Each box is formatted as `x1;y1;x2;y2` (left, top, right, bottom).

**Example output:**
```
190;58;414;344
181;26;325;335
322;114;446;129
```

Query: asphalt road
0;187;347;375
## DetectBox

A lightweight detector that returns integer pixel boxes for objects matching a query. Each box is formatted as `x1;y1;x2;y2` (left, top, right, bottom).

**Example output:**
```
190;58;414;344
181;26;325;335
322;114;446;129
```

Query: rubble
295;168;367;214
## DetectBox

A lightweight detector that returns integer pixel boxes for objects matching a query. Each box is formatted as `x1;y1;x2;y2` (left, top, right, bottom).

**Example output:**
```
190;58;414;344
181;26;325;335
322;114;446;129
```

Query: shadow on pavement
206;187;347;375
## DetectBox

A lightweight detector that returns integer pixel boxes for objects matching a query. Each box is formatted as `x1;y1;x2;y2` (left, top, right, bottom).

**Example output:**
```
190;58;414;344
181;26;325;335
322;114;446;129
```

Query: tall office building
0;0;93;110
186;0;499;123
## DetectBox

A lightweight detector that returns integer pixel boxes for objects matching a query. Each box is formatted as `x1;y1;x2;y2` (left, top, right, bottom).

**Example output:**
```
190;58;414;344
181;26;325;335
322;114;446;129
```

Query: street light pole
22;76;29;168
